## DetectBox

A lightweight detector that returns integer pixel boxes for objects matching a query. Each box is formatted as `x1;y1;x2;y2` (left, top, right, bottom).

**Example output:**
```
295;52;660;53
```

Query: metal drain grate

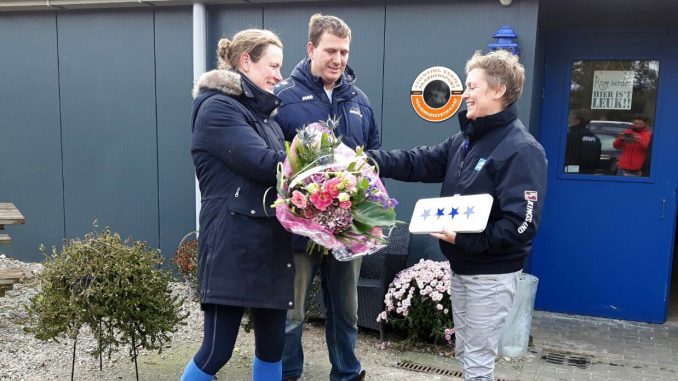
542;350;592;369
396;360;518;381
396;360;463;377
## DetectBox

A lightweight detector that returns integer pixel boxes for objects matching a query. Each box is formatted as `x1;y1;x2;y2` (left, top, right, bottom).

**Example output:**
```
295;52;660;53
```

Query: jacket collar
457;102;519;143
192;68;280;117
290;58;356;95
239;72;281;117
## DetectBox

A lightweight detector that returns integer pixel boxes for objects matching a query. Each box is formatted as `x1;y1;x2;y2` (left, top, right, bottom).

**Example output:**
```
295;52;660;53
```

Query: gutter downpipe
193;2;206;232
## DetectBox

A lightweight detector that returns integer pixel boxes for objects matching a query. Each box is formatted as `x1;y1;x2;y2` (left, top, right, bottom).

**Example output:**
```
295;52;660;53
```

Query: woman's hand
430;227;457;244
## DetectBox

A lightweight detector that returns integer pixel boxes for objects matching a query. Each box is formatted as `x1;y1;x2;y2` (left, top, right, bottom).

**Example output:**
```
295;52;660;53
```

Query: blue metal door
532;32;678;322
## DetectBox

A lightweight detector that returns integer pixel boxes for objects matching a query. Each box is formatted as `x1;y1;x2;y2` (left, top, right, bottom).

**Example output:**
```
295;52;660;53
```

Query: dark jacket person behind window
565;116;601;174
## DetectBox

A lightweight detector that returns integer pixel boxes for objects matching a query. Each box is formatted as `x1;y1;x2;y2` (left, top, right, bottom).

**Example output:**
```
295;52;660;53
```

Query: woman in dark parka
180;29;293;381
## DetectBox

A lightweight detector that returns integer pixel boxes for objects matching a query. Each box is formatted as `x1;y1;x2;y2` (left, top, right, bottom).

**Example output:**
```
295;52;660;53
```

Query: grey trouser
451;270;521;381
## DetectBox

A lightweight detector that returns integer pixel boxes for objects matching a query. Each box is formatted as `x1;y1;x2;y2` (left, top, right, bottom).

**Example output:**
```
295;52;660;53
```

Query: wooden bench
0;203;25;245
0;268;33;297
0;279;13;297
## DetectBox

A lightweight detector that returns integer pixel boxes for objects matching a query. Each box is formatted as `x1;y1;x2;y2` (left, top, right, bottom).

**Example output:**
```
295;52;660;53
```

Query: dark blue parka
368;104;547;275
191;69;294;310
273;58;381;252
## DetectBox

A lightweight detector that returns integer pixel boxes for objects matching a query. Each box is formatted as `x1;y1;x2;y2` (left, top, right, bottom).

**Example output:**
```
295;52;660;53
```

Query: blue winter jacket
368;104;547;275
191;69;294;310
274;58;381;151
274;58;382;252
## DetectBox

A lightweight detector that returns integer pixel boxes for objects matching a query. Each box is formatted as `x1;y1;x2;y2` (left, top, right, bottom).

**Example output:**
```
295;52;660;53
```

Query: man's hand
430;227;457;244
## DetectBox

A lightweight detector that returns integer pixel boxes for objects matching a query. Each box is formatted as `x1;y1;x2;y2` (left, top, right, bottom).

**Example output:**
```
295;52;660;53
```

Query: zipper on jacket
201;246;211;300
458;138;471;179
201;260;209;300
235;187;241;198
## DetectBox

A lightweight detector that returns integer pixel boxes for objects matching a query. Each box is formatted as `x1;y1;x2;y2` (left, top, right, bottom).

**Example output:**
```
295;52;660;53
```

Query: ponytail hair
216;29;282;70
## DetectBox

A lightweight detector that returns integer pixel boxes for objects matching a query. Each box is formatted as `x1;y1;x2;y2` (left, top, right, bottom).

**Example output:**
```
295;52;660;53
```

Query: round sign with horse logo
410;66;463;122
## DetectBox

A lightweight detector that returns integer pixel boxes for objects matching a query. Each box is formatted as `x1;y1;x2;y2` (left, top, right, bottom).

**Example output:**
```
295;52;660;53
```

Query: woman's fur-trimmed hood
192;69;242;99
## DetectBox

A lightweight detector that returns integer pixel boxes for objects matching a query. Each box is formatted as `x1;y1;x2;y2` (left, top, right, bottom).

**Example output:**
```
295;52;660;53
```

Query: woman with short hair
368;50;547;380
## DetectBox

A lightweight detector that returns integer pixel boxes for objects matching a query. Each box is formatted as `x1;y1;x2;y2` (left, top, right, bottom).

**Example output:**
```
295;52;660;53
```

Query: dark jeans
281;252;362;381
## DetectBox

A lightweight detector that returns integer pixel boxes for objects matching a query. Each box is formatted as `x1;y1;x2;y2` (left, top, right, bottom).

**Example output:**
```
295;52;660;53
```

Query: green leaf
350;220;372;234
353;201;396;227
357;178;369;195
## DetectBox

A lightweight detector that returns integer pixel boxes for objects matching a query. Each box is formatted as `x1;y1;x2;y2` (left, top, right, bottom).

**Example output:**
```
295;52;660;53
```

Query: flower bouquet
272;119;397;261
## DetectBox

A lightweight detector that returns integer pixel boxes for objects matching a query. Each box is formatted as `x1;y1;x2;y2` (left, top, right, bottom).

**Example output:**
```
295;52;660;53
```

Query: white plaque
408;194;494;234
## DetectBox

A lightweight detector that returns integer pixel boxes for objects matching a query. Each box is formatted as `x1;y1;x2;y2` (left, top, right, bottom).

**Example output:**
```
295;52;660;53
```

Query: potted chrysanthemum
378;259;454;345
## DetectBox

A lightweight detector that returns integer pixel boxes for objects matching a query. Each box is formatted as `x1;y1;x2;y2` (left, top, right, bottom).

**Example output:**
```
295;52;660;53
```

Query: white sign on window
591;70;634;110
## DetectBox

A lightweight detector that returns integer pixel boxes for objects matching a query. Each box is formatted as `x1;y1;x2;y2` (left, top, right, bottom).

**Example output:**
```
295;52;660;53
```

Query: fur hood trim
192;69;242;99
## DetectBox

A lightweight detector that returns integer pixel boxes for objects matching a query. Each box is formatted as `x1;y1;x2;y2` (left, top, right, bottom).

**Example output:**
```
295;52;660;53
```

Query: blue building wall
0;7;195;261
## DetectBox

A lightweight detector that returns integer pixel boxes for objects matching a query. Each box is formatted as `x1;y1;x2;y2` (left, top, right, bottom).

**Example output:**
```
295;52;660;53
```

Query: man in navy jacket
274;13;379;381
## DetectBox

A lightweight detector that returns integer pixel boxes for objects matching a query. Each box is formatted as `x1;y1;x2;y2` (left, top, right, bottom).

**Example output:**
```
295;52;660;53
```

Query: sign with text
410;66;463;122
591;70;634;110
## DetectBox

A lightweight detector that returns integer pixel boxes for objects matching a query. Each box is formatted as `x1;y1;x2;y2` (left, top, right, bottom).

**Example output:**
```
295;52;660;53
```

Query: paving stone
508;311;678;380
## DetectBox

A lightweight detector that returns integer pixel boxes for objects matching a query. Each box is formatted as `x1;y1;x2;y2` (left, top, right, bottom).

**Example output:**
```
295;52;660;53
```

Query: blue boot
180;358;213;381
252;355;282;381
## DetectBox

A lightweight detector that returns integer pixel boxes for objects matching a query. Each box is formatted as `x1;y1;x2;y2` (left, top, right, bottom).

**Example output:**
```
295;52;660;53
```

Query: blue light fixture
488;25;519;56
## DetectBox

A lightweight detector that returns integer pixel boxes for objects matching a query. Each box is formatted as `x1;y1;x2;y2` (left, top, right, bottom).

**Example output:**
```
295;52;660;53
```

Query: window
563;60;659;177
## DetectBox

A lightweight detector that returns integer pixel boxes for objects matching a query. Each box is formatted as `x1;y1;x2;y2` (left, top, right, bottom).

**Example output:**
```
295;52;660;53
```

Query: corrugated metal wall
0;13;65;260
0;7;195;261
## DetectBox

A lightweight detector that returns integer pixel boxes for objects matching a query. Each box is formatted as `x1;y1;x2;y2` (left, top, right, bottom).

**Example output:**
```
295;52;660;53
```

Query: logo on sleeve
349;106;363;118
524;191;538;202
301;95;314;101
517;199;534;234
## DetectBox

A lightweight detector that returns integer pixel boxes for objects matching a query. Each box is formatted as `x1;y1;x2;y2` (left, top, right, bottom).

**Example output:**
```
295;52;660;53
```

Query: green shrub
25;226;188;361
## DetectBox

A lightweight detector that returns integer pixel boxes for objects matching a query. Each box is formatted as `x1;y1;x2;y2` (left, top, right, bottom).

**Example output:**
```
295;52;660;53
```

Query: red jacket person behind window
613;115;652;173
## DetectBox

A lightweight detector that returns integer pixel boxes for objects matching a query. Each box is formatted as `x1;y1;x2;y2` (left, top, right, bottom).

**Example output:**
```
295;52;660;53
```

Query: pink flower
324;177;341;198
339;200;352;209
291;190;307;209
309;191;333;211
